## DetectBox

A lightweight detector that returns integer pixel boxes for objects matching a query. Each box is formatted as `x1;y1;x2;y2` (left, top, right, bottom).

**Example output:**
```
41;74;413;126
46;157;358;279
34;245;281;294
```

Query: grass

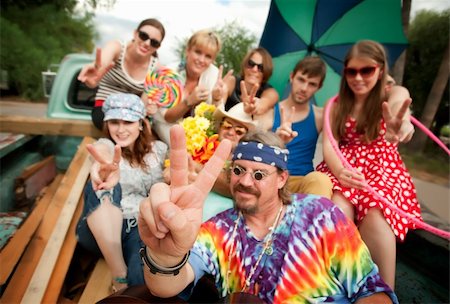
399;145;449;187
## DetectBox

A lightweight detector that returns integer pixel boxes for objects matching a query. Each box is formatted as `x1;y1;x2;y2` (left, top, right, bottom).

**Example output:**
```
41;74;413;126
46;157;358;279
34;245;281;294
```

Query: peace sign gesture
78;48;115;88
275;105;298;144
240;80;259;115
382;98;414;144
87;143;121;191
138;125;232;262
212;65;233;104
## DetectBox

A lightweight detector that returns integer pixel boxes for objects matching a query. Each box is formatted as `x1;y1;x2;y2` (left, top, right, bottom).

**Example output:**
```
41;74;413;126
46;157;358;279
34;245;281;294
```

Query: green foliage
1;3;97;99
174;21;257;75
404;9;449;118
214;21;257;75
440;124;450;137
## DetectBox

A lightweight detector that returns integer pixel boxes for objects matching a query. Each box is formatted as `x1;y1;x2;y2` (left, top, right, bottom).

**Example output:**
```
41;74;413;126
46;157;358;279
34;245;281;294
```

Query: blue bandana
232;141;289;170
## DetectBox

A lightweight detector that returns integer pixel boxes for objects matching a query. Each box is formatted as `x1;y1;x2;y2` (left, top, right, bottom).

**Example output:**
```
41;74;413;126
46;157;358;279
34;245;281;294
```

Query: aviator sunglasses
221;120;247;137
231;164;276;181
344;65;379;78
246;59;264;73
137;30;161;48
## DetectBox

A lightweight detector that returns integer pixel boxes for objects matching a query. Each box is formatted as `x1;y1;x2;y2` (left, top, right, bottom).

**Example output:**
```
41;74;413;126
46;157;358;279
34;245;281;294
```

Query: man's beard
232;183;261;215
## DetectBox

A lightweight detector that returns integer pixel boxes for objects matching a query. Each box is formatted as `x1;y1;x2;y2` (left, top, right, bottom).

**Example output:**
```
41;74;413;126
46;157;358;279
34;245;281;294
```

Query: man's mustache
233;184;260;196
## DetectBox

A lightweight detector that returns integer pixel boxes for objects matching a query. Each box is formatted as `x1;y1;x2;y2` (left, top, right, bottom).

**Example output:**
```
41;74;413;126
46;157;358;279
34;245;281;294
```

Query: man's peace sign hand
275;105;298;144
138;125;232;262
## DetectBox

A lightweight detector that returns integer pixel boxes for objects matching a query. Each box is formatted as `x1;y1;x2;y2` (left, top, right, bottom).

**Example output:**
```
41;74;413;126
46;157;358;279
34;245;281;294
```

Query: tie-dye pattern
189;194;397;303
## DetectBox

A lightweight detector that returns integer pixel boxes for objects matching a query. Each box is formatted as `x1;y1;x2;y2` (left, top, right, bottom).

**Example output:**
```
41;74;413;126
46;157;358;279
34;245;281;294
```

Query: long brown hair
240;47;274;84
103;119;156;172
333;40;388;142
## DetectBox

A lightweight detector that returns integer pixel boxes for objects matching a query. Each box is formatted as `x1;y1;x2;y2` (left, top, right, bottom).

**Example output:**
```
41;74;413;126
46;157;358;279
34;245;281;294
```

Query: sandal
111;276;128;293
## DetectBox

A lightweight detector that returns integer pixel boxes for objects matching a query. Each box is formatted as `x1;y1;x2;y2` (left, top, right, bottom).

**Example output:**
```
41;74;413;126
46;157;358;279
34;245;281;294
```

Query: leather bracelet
140;246;190;276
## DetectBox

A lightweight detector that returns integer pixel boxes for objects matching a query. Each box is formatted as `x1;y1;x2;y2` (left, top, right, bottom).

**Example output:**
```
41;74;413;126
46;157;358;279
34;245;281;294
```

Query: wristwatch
140;246;190;276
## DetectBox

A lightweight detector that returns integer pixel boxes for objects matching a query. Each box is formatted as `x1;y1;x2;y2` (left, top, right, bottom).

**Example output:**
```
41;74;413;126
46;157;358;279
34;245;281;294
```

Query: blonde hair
334;40;388;142
186;29;221;58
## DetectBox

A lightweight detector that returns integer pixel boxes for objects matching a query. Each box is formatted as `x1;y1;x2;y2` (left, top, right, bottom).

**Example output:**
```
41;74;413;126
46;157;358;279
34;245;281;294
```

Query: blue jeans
76;181;144;286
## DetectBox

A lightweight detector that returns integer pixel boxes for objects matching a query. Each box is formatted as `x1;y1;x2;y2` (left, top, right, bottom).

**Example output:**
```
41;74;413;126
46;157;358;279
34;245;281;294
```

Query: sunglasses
221;120;247;137
137;30;161;48
231;164;276;181
246;59;264;73
344;65;378;78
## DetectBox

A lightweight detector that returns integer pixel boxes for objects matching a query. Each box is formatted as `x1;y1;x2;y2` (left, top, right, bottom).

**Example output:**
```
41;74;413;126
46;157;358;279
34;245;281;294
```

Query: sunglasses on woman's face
344;65;378;79
246;59;264;73
137;30;161;48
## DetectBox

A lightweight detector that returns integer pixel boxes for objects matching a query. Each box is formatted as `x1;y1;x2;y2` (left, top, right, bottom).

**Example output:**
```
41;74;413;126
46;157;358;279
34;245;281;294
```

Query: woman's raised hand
87;143;121;191
240;80;259;115
212;65;233;104
78;48;115;88
382;98;414;144
138;125;232;259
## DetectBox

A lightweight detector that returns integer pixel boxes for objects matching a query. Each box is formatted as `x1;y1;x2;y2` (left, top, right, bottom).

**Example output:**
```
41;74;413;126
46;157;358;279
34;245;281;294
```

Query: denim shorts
76;181;145;285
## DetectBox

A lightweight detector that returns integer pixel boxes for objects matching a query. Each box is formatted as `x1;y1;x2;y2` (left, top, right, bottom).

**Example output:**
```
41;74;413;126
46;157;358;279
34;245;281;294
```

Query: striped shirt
95;40;158;105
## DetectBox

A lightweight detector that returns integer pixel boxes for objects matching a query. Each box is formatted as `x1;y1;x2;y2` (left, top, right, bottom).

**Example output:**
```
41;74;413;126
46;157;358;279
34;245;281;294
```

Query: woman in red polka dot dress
316;40;422;290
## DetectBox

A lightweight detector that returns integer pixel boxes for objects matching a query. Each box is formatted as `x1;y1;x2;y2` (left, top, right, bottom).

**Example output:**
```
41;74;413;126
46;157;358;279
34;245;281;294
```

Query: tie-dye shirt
187;194;398;303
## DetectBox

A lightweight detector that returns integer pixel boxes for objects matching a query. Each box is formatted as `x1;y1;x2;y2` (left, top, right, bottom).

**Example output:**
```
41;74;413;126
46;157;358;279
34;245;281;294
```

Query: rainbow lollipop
144;67;183;108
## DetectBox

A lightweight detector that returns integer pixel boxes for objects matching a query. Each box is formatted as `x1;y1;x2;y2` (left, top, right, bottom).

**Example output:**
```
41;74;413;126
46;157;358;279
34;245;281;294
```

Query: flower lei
180;102;220;164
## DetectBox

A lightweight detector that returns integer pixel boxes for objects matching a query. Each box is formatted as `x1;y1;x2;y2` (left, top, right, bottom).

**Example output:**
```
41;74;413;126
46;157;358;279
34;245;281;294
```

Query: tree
408;42;449;152
0;0;115;100
214;21;257;75
174;21;257;76
403;9;449;149
391;0;411;85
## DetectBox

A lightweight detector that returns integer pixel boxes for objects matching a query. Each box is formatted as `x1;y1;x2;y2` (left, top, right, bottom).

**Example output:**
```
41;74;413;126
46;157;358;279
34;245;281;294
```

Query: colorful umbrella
259;0;408;106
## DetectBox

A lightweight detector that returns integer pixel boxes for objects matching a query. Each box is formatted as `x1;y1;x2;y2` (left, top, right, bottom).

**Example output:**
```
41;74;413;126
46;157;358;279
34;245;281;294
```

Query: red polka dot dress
316;117;422;241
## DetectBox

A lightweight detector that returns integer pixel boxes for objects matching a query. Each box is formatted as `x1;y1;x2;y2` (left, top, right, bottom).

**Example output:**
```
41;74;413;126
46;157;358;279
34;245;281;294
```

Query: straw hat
213;103;256;131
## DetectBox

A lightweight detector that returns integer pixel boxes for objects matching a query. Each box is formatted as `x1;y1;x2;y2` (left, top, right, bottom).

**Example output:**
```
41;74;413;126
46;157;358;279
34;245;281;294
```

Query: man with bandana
138;125;398;304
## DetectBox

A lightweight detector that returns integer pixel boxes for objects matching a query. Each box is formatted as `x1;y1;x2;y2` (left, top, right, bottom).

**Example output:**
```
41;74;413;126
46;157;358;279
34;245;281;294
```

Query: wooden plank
0;115;102;138
20;155;55;180
0;174;63;285
0;137;93;303
42;195;84;303
14;156;57;206
78;259;112;304
21;137;93;303
0;101;47;117
0;133;34;158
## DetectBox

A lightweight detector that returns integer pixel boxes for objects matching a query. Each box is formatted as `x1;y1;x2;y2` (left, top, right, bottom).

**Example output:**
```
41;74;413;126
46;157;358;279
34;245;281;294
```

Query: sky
93;0;272;64
90;0;449;65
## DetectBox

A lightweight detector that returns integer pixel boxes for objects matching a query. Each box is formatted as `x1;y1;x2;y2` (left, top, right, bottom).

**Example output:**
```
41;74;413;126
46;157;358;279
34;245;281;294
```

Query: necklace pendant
264;245;273;256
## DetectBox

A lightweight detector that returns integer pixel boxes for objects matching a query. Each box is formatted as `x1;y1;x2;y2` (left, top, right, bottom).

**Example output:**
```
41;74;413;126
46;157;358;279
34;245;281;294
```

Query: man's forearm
142;248;195;298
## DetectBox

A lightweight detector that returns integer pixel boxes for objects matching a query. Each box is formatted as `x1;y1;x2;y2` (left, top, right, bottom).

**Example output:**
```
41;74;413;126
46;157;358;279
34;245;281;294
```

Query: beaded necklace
225;204;284;294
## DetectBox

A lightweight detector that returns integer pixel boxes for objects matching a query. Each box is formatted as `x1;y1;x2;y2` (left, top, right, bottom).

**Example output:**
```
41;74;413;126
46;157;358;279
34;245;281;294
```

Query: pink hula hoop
324;96;450;239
